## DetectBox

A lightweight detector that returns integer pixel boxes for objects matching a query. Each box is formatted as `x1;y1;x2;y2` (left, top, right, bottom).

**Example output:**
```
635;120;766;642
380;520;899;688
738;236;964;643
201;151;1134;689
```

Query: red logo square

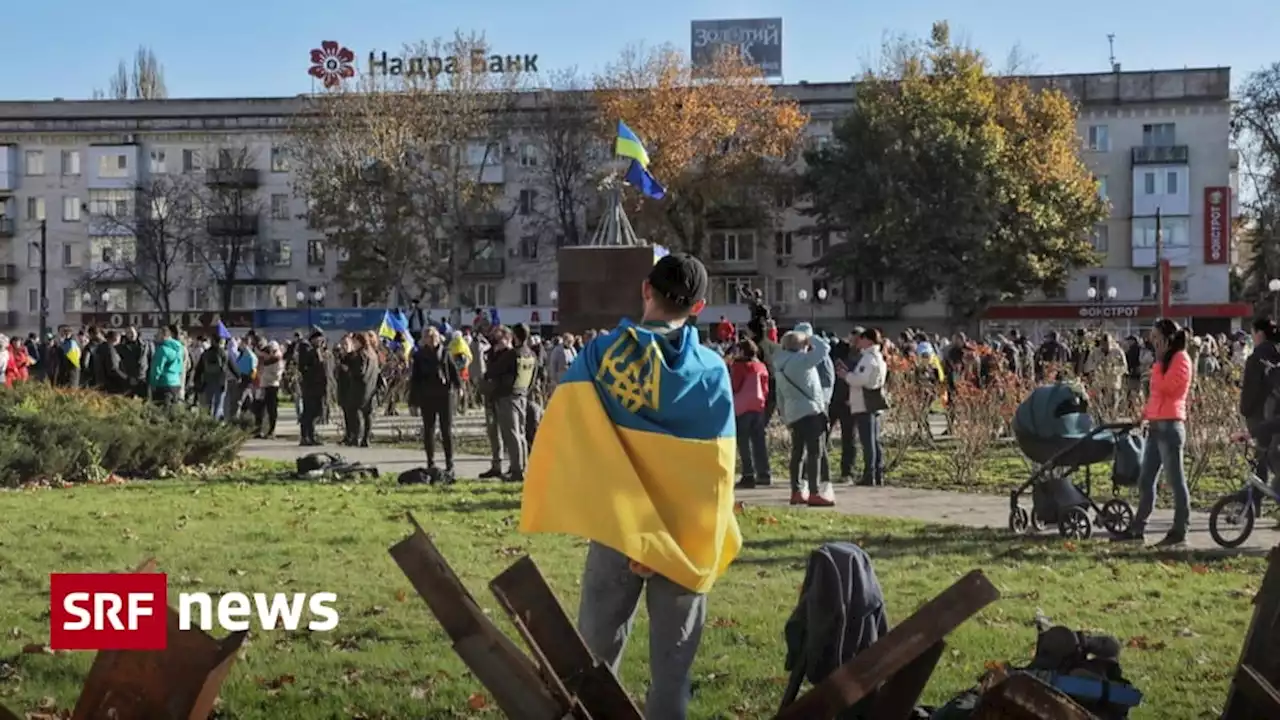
49;573;168;650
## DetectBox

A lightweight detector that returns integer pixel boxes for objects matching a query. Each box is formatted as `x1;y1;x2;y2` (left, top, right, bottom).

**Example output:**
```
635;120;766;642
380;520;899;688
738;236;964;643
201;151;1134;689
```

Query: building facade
0;66;1244;337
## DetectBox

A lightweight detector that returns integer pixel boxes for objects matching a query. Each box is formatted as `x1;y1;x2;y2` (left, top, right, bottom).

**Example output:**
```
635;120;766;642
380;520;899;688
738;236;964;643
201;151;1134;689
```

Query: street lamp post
296;286;326;329
797;287;828;325
1269;278;1280;318
82;289;110;319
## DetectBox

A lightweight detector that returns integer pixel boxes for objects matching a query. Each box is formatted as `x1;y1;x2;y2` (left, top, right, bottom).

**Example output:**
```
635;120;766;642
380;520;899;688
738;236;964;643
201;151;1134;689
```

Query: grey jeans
484;399;505;470
1133;419;1190;535
496;394;528;478
578;542;706;719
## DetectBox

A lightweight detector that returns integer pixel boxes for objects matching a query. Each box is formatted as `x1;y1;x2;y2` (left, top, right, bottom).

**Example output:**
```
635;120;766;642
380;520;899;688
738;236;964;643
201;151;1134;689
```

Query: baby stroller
1008;383;1143;540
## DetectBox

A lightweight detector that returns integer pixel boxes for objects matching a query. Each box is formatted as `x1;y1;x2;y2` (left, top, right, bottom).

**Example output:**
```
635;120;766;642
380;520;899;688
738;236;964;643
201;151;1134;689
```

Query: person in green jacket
148;324;186;407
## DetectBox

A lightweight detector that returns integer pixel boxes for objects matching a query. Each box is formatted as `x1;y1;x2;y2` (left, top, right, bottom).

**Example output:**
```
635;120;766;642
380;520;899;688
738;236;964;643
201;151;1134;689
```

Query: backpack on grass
779;542;888;715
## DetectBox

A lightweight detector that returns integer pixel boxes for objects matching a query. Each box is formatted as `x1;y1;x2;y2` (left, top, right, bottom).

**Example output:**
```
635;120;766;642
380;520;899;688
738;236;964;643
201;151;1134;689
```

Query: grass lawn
0;461;1261;719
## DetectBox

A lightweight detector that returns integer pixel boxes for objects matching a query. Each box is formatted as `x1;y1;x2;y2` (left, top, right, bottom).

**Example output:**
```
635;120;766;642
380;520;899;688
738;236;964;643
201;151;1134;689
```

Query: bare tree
1235;63;1280;304
193;145;265;314
291;31;523;307
83;175;202;315
521;69;603;251
94;46;168;100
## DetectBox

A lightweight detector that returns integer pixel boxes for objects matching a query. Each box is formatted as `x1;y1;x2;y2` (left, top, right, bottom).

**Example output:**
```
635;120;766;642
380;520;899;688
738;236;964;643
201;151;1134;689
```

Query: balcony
0;310;17;329
0;264;18;284
461;257;506;277
206;168;261;188
1131;145;1189;165
0;218;13;238
465;211;506;229
845;301;902;320
207;214;260;236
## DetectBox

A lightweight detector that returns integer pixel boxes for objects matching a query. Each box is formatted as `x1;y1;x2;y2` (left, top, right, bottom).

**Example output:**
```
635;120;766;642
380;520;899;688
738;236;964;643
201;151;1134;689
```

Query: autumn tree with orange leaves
594;46;807;257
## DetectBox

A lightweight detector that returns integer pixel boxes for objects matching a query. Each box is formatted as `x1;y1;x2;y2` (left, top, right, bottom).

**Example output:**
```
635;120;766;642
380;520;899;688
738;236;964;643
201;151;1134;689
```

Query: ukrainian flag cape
520;319;742;593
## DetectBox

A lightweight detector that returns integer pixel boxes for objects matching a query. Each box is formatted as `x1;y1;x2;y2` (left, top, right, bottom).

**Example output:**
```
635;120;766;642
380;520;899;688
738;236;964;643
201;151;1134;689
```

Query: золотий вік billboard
690;18;782;78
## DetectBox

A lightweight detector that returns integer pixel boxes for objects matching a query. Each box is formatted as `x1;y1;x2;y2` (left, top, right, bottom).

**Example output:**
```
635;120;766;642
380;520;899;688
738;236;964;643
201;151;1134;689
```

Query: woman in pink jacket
1116;318;1192;546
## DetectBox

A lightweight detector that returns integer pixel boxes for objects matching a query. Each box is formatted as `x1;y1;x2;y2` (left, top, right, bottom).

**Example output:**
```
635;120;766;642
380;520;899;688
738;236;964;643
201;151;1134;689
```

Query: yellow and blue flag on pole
615;120;650;167
378;309;414;359
652;245;670;265
520;319;742;593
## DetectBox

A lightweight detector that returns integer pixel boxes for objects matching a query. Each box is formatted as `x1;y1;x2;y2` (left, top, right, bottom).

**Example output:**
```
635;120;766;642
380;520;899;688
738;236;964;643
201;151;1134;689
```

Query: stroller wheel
1100;499;1134;536
1009;507;1030;535
1058;507;1093;540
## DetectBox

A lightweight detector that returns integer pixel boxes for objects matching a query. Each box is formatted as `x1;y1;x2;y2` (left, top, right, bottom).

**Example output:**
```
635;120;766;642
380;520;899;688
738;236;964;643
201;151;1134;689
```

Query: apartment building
0;66;1244;336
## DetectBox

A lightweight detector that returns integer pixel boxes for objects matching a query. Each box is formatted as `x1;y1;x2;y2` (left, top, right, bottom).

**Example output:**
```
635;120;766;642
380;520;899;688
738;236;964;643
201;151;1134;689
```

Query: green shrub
0;383;248;486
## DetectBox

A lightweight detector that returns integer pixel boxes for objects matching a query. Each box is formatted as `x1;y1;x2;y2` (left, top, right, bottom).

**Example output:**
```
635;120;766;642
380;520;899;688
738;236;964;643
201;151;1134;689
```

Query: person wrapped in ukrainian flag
520;252;740;719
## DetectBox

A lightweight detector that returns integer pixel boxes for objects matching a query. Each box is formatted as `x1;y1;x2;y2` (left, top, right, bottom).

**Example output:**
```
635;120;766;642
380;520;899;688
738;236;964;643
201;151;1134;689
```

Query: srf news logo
49;573;339;650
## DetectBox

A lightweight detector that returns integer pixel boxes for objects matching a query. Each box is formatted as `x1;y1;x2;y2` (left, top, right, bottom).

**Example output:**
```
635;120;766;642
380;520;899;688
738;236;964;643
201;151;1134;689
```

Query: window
472;282;497;307
466;142;499;166
27;243;40;268
62;288;81;313
24;150;44;176
61;243;81;268
98;153;129;178
27;288;39;313
182;149;202;172
1142;274;1156;299
518;189;537;215
62;196;81;222
61;150;81;176
520;282;538;306
774;231;793;257
104;288;128;312
709;277;761;305
88;189;132;218
1097;175;1109;201
1144;172;1156;196
307;239;326;267
217;149;236;169
519;143;539;168
518;236;538;260
1044;286;1066;300
150;150;167;174
271;194;290;220
1166;171;1178;195
1142;123;1176;146
850;279;885;303
1091;224;1109;252
772;278;795;305
270;146;290;172
811;233;831;259
26;197;45;221
93;237;137;265
187;287;210;310
231;286;254;309
1086;125;1109;152
273;239;293;266
709;231;756;262
1088;274;1109;294
1131;216;1190;248
1172;278;1189;299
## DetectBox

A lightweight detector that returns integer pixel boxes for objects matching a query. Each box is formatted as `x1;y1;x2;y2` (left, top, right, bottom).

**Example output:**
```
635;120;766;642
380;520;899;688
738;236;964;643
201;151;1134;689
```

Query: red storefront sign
983;302;1253;321
1204;186;1231;265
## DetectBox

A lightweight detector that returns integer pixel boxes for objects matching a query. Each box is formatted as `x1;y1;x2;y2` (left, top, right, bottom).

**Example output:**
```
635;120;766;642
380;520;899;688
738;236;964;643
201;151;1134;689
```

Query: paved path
240;436;1280;553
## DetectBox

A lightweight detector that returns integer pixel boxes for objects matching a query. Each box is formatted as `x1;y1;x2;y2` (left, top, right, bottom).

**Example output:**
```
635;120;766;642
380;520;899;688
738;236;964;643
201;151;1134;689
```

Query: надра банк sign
690;18;782;78
368;49;538;78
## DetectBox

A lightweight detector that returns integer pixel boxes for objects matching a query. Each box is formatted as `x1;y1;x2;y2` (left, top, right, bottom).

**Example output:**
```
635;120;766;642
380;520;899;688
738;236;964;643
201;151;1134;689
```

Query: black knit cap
648;253;708;310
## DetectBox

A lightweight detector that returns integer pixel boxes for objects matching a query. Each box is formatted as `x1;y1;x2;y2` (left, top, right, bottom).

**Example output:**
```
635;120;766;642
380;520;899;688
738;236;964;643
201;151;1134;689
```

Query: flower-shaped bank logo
309;41;355;88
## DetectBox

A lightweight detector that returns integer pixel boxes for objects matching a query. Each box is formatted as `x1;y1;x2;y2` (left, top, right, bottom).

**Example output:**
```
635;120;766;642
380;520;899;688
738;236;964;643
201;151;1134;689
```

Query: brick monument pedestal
556;246;654;335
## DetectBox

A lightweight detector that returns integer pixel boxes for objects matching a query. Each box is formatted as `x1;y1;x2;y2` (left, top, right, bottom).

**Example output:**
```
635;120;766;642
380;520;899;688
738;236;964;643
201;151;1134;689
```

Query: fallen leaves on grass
467;692;488;710
709;617;740;628
395;589;408;603
261;674;297;696
1126;636;1167;651
756;515;779;526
